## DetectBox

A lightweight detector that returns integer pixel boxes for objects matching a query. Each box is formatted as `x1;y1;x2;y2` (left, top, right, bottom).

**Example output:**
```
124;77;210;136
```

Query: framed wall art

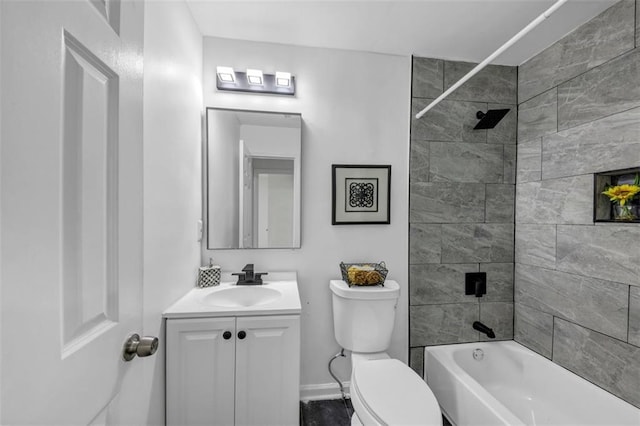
332;164;391;225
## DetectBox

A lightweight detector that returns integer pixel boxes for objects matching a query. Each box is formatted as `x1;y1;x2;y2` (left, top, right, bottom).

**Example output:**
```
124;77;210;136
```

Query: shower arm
415;0;568;120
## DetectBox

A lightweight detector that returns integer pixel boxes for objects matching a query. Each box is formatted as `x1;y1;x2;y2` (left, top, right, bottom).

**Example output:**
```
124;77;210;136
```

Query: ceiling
184;0;618;66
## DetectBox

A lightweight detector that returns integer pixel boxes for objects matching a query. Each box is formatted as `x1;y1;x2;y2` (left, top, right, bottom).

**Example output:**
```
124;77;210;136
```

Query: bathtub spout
473;321;495;338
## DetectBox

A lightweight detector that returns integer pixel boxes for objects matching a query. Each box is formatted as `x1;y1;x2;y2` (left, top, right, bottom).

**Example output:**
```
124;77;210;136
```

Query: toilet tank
330;280;400;353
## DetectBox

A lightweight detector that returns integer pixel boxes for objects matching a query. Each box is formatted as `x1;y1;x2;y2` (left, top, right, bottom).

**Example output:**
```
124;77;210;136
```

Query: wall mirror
206;108;301;249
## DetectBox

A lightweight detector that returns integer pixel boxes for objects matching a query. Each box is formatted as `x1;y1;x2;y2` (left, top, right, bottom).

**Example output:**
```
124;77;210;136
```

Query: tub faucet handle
465;272;486;298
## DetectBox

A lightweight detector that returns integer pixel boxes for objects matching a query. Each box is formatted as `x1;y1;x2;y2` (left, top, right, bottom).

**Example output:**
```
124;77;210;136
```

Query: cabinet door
166;317;236;426
235;315;300;426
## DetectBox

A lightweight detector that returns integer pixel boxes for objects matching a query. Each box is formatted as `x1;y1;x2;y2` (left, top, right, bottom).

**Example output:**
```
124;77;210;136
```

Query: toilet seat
351;359;442;426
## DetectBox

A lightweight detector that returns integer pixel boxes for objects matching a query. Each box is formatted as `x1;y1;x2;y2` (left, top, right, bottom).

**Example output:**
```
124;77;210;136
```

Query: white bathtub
424;341;640;426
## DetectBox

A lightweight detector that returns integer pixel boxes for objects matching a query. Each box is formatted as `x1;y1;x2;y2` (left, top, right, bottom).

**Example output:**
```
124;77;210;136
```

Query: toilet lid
352;359;441;425
330;280;400;300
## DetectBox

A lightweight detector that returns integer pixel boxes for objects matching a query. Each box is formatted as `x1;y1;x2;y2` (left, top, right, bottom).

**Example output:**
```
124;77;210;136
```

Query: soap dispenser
197;258;221;288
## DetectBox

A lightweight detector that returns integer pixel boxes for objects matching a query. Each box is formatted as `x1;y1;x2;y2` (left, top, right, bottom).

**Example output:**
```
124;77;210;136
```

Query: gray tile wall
518;0;636;103
514;0;640;408
409;57;517;374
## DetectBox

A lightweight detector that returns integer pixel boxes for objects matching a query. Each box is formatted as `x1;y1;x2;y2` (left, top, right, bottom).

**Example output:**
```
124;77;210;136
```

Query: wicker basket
339;261;388;286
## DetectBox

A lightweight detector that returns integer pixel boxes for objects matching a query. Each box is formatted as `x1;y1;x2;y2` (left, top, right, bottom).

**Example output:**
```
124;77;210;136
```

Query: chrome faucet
473;321;496;339
232;264;268;285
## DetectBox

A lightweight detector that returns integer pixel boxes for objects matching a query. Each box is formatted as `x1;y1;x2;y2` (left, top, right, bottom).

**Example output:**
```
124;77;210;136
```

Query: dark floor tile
300;398;352;426
301;398;448;426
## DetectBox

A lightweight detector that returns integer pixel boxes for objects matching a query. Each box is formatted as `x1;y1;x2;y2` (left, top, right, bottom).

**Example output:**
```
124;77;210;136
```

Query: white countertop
163;271;301;319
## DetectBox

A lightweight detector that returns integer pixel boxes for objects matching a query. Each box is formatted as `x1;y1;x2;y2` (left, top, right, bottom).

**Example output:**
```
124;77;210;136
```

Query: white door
1;1;145;424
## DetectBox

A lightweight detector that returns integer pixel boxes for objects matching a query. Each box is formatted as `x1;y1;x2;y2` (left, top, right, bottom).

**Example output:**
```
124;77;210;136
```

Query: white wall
241;125;300;157
202;37;411;397
142;2;202;423
208;110;240;248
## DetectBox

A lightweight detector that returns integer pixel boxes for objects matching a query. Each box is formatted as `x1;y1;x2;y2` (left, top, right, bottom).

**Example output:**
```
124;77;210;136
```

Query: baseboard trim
300;382;351;401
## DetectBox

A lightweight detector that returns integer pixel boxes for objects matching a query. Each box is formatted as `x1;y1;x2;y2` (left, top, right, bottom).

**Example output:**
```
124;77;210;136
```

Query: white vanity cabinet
166;314;300;426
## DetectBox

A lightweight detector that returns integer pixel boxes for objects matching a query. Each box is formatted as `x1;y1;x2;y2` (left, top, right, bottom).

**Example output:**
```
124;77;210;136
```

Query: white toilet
330;279;442;426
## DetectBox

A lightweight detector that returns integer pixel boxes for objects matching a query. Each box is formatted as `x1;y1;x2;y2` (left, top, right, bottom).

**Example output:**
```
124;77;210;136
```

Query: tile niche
594;167;640;223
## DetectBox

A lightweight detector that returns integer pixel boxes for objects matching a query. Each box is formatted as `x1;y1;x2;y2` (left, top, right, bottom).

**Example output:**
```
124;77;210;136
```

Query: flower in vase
602;184;640;206
602;176;640;221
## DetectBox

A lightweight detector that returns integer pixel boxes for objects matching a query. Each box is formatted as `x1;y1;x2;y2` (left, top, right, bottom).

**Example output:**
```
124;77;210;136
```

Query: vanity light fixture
246;69;264;85
216;66;236;83
215;66;296;96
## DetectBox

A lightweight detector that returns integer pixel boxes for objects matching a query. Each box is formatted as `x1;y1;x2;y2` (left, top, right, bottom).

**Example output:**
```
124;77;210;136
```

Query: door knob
223;331;232;340
237;330;247;340
122;333;159;361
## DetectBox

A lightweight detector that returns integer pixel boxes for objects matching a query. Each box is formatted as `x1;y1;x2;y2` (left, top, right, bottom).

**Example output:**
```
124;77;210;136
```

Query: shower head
474;109;510;130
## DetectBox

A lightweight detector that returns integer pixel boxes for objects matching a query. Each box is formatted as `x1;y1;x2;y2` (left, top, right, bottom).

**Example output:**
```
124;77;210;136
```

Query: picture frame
332;164;391;225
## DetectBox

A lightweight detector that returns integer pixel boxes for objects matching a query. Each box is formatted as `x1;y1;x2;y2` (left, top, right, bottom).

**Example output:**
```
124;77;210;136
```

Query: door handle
237;330;247;340
122;333;159;361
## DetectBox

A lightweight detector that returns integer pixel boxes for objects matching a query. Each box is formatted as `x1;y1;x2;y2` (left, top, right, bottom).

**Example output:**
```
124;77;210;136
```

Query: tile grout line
555;86;559;134
408;55;416;353
551;315;555;360
628;285;632;343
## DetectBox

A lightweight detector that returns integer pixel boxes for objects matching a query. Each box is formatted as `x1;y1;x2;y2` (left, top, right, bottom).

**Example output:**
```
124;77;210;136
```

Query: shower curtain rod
415;0;568;119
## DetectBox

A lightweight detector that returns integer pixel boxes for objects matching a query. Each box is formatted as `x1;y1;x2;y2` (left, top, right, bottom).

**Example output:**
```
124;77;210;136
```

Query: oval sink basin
202;286;282;308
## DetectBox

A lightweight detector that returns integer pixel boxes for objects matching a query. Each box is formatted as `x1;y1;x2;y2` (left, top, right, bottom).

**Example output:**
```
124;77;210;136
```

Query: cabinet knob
223;331;232;340
238;330;247;340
